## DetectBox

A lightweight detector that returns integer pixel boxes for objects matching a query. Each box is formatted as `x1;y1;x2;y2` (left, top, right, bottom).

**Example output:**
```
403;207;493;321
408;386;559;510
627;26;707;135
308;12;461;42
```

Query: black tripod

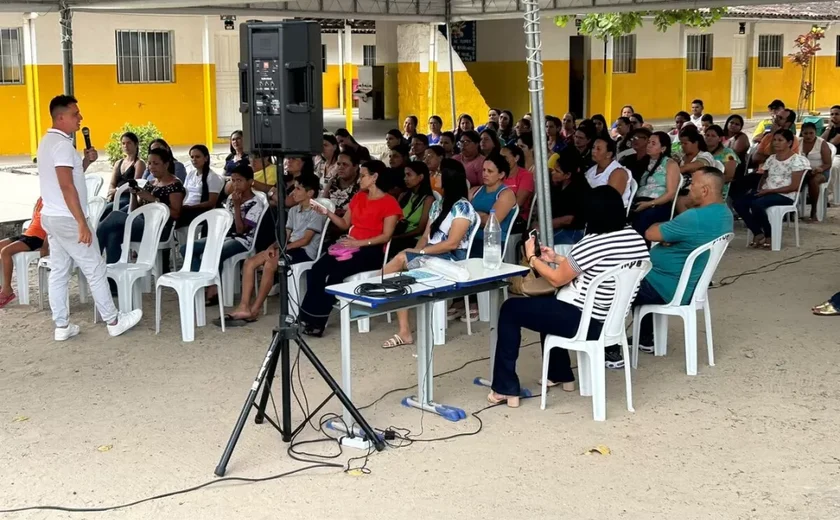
214;160;384;477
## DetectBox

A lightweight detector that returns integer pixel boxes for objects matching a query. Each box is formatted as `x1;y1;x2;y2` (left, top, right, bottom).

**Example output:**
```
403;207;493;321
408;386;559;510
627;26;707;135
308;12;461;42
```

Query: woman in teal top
389;161;434;256
469;153;517;258
630;131;681;237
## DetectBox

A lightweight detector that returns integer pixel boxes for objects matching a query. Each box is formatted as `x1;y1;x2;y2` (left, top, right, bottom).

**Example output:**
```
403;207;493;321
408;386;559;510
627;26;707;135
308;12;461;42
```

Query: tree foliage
555;9;728;40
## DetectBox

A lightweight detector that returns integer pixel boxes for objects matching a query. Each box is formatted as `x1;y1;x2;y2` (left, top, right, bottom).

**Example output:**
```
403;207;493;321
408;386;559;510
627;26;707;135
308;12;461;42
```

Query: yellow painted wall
750;58;801;114
32;64;211;151
587;59;610;118
686;57;733;120
611;58;684;121
322;64;359;109
465;60;570;120
397;62;489;132
0;83;32;155
813;55;840;110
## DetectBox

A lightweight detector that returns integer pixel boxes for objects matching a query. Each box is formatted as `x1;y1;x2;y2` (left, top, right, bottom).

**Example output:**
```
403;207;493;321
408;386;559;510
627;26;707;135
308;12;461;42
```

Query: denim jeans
182;238;247;272
631;204;673;237
553;228;585;245
733;192;793;238
491;296;603;396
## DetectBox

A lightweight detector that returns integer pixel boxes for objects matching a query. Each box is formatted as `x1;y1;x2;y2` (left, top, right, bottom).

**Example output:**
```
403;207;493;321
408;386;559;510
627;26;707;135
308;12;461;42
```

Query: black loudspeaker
239;21;323;156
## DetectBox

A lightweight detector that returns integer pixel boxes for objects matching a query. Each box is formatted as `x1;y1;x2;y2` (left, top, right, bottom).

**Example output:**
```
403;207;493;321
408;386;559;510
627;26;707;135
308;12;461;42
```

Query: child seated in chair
181;163;265;306
0;198;48;308
221;173;326;324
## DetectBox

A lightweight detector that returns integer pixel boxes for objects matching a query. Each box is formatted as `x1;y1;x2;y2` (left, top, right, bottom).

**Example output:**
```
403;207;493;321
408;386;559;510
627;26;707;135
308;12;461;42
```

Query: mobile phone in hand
127;179;138;190
529;229;541;257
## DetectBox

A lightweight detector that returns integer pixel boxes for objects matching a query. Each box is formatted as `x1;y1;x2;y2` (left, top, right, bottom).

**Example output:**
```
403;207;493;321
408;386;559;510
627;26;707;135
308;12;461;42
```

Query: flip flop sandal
487;391;520;408
447;307;465;320
460;308;480;323
0;292;16;309
213;314;257;327
813;302;840;316
382;334;413;349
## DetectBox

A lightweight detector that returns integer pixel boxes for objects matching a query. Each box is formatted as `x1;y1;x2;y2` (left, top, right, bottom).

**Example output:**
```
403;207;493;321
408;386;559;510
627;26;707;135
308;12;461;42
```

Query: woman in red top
0;197;48;307
299;160;402;336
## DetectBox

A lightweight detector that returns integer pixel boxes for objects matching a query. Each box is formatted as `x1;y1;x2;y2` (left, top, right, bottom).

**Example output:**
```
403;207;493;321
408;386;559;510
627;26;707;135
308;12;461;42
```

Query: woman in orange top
299;160;403;337
0;198;48;307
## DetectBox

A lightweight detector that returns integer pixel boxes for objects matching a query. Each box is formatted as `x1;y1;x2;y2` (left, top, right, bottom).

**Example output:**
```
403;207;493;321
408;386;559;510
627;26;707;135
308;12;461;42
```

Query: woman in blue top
381;159;477;348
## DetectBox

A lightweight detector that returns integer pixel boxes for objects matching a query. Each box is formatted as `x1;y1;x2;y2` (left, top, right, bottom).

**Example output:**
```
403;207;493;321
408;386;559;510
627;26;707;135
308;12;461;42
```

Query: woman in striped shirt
488;186;650;408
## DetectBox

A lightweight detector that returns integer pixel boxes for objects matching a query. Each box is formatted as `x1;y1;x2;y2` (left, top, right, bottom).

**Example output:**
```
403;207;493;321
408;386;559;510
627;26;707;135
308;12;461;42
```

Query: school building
1;4;839;157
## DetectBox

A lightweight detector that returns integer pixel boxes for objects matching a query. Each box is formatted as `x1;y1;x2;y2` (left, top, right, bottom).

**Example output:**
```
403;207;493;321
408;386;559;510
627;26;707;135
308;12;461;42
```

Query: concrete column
678;24;688;112
375;21;399;120
746;22;757;119
344;22;353;133
427;24;438;123
23;15;41;160
201;16;214;152
338;28;345;114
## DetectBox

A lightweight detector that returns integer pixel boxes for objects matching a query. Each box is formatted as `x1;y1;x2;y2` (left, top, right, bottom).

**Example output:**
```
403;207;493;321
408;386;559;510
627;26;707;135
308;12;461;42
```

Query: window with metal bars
757;34;783;69
0;28;24;85
687;34;713;71
115;30;174;83
363;45;376;66
612;35;636;74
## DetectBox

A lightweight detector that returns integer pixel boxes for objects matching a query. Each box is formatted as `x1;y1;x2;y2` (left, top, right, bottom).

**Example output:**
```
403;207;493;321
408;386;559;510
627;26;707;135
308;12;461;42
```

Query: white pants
41;215;118;327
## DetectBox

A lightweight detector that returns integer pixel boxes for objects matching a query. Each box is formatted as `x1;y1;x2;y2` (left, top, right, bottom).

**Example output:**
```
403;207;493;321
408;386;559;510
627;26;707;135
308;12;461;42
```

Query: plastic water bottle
482;210;502;270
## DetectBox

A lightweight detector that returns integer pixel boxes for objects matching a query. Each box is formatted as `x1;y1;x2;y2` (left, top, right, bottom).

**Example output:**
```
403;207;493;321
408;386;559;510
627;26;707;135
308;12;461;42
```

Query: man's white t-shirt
38;128;88;218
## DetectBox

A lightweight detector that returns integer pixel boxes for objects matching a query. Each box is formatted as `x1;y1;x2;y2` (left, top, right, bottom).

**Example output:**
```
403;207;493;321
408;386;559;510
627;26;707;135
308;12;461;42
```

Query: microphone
82;127;92;150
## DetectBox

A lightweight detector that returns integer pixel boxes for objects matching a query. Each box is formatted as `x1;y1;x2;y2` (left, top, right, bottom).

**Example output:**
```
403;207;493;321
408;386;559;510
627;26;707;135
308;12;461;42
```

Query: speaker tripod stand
214;169;384;478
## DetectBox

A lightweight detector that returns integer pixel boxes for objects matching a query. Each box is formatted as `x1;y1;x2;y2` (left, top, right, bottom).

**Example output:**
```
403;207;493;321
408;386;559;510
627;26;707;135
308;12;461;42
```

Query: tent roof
4;0;840;23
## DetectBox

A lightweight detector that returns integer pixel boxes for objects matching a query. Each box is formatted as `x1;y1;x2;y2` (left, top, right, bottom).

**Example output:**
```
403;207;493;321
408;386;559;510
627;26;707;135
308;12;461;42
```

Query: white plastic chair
104;203;170;314
632;233;733;376
347;240;392;333
831;154;840;205
431;210;481;345
86;174;104;201
541;259;652;421
476;204;519;326
36;197;108;311
814;142;836;222
669;175;686;220
626;177;638;217
745;173;806;251
264;198;335;316
155;209;233;342
9;220;42;306
221;191;270;307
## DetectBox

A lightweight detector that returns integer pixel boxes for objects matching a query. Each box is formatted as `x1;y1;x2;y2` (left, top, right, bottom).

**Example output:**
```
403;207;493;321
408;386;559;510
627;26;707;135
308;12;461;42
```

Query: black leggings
299;245;384;329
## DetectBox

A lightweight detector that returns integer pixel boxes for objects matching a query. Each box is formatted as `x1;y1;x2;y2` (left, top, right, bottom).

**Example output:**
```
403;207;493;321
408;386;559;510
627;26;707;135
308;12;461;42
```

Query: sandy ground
2;209;840;519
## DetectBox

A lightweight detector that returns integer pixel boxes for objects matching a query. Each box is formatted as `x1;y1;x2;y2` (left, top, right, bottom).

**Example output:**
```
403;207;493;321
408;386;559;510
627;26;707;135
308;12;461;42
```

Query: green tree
105;122;162;165
555;9;728;40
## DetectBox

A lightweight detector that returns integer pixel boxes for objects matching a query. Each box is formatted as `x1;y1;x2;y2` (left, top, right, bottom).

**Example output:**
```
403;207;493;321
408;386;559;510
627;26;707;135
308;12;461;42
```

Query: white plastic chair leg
463;296;472;336
132;279;142;312
357;318;370;333
179;289;197;342
38;266;47;310
222;267;236;308
78;270;89;304
683;312;698;376
432;300;446;346
540;346;553;410
12;256;31;305
477;292;490;323
195;288;207;328
577;351;591;397
217;283;226;333
631;308;642;369
653;313;668;357
703;304;715;367
794;214;800;248
621;336;634;413
818;184;828;222
591;347;607;421
155;285;162;334
117;279;133;313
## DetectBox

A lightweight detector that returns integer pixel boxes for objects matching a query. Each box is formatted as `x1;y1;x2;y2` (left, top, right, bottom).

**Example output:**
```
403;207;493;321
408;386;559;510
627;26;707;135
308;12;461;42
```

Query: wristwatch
419;249;426;255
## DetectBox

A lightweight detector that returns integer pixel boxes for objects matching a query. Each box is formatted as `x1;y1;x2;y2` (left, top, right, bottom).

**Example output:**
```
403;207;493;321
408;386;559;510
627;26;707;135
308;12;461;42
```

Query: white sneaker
55;324;80;341
107;309;143;337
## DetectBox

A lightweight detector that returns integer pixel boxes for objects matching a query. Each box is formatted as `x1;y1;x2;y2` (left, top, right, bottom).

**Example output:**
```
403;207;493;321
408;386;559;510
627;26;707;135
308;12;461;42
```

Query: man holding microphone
38;95;142;340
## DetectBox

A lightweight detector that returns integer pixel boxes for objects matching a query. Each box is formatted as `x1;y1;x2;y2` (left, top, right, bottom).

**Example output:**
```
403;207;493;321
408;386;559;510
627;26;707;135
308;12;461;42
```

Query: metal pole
427;24;437;123
445;1;457;131
523;0;553;246
59;0;73;97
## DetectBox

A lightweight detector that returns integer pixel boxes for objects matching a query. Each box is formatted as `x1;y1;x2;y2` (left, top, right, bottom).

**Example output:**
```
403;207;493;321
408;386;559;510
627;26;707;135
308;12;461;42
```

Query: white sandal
382;334;413;349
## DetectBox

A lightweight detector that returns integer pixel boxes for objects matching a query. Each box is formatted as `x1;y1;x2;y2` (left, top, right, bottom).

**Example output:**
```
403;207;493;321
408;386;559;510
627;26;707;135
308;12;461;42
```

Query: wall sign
440;21;476;63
